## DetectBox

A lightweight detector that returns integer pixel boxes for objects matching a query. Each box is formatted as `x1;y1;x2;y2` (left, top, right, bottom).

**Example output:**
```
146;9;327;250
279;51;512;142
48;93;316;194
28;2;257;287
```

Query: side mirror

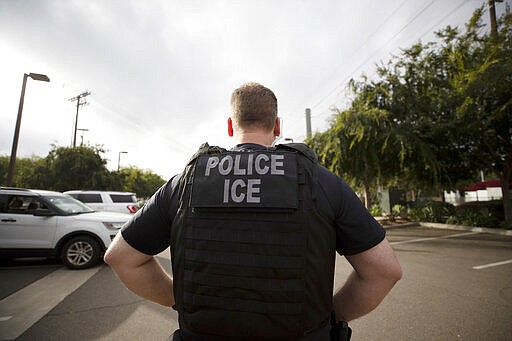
33;208;56;216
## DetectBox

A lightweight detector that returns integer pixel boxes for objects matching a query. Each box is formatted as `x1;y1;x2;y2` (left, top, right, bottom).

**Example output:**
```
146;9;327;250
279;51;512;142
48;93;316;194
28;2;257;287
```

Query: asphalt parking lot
1;225;511;340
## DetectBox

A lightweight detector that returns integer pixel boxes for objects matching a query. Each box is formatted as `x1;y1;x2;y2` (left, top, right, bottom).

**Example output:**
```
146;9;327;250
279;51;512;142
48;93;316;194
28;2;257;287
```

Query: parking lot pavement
349;226;512;341
0;258;61;300
1;226;511;340
0;266;101;340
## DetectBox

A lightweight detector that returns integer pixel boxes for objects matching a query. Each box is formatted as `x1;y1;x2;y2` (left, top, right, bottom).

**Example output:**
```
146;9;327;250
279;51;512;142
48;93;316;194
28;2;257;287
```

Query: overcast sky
0;0;508;179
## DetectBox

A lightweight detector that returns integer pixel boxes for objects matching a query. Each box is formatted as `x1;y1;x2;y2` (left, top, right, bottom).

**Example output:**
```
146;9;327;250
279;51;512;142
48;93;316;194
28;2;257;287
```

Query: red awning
465;179;502;191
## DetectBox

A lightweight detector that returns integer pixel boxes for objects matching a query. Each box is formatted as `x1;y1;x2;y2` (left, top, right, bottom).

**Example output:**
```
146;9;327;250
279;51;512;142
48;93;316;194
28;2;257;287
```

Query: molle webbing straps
181;215;306;339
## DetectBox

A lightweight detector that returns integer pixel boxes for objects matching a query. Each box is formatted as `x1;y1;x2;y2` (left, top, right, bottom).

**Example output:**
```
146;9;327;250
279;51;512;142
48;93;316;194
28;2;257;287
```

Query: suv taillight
127;205;138;214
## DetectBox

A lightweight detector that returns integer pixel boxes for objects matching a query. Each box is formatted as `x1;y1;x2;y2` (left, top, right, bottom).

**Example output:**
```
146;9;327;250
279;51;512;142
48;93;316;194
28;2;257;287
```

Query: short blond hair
230;82;277;132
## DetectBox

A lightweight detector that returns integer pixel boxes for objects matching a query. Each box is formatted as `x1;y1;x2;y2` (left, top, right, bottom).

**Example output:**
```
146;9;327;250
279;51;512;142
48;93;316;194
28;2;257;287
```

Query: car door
0;194;58;249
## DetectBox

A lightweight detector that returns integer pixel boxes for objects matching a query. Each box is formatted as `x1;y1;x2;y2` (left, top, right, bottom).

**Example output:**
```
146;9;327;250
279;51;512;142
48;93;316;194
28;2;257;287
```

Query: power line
416;0;472;40
285;0;442;138
92;92;193;153
300;0;486;142
292;0;409;116
309;0;440;114
311;0;472;122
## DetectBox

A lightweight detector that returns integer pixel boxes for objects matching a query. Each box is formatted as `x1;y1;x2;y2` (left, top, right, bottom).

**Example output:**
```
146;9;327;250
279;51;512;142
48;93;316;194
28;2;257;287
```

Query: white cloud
0;0;504;178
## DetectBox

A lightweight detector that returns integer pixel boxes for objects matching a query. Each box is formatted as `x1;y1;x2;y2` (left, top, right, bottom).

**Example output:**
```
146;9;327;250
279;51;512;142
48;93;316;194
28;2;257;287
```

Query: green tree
117;166;166;198
13;156;47;189
1;146;166;198
42;145;112;191
308;50;456;207
324;106;404;207
0;156;8;185
0;154;48;188
309;6;512;219
443;7;512;221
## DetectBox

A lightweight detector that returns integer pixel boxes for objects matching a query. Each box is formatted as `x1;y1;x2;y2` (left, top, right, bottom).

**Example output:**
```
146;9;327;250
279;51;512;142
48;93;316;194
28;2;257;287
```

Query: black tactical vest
171;143;336;341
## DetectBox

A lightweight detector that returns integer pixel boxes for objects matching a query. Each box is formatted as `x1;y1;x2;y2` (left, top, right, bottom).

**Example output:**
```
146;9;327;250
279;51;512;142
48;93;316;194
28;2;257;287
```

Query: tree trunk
364;183;371;209
499;166;512;223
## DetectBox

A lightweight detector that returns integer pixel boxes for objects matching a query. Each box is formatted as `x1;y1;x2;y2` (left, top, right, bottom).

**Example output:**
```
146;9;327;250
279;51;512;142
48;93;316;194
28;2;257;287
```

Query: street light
118;151;128;171
6;73;50;186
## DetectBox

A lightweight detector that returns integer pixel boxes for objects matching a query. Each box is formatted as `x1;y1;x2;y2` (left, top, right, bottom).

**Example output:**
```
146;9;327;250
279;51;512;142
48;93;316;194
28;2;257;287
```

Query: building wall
445;188;507;205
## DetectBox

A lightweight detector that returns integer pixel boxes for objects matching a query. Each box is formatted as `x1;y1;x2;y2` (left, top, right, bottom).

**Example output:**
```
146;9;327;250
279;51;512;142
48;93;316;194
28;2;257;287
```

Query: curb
384;221;512;236
383;222;420;229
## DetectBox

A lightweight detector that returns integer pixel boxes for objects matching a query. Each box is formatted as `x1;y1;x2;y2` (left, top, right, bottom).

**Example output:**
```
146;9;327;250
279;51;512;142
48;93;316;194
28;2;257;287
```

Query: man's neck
235;132;275;147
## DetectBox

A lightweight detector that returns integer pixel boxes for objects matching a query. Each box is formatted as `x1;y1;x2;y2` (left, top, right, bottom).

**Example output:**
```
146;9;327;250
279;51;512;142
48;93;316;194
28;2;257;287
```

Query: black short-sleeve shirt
122;144;385;256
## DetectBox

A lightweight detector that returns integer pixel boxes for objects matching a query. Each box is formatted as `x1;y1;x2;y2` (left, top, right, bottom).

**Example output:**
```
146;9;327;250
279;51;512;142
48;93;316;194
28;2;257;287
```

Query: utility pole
77;128;89;146
118;151;128;171
69;91;91;148
305;108;312;139
489;0;503;37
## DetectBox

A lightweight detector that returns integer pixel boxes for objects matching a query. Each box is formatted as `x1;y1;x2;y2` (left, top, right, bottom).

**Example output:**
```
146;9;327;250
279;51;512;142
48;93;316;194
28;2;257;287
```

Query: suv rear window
76;193;102;203
109;194;136;203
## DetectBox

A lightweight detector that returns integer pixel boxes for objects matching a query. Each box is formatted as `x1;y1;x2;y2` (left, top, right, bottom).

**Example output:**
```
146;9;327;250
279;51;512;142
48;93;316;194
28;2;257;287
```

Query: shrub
392;204;407;217
446;210;498;227
369;204;383;217
387;204;407;222
446;201;502;227
409;199;506;227
461;211;494;227
500;220;512;230
409;201;455;223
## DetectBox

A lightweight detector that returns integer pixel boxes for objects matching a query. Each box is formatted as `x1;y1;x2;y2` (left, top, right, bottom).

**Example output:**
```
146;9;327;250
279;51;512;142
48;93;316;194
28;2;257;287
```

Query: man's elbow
377;240;403;284
383;259;403;285
103;234;124;267
370;254;403;286
103;245;117;266
390;263;403;283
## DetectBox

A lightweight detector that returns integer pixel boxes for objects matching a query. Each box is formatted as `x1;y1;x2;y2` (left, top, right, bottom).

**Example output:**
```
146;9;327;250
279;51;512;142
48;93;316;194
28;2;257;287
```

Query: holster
330;313;352;341
169;329;184;341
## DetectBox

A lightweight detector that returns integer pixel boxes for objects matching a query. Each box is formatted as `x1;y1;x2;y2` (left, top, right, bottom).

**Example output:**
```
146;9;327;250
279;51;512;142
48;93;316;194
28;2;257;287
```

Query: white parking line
473;259;512;270
0;266;100;340
390;232;479;246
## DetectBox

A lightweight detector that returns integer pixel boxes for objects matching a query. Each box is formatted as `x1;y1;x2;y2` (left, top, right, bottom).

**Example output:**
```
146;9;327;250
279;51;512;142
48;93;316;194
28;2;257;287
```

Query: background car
64;190;139;214
0;187;131;269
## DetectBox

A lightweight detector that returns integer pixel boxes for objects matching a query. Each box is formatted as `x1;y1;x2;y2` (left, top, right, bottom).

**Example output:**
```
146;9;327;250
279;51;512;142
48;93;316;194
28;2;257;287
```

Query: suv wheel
61;236;101;269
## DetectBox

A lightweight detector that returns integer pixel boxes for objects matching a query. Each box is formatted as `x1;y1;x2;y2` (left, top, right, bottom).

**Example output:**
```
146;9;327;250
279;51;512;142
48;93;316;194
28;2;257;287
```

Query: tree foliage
117;166;167;198
445;7;512;221
0;145;165;198
41;145;112;191
307;6;512;222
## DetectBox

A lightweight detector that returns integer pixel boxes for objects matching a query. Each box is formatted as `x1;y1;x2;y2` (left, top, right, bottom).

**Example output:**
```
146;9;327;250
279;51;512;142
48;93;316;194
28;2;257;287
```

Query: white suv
64;190;139;214
0;187;131;269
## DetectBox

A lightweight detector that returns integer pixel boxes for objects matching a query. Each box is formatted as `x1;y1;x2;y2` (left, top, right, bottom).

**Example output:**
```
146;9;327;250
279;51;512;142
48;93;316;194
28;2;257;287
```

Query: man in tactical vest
105;82;402;341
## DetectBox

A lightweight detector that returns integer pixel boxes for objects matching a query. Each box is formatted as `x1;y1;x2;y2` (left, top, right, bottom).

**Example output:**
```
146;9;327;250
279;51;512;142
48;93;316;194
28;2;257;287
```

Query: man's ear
227;117;234;137
274;117;281;137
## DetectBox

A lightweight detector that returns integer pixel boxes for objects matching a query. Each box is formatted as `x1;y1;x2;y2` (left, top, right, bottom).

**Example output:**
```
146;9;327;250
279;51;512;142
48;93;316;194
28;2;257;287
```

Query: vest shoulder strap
186;142;228;166
274;143;318;163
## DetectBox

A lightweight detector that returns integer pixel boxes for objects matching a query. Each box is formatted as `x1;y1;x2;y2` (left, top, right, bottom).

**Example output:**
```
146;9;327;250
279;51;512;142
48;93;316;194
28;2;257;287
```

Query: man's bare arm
333;238;402;322
104;233;175;307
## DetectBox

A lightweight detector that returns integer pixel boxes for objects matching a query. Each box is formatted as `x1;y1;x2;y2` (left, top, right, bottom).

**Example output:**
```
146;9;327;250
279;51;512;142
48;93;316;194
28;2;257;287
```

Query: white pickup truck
64;190;139;214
